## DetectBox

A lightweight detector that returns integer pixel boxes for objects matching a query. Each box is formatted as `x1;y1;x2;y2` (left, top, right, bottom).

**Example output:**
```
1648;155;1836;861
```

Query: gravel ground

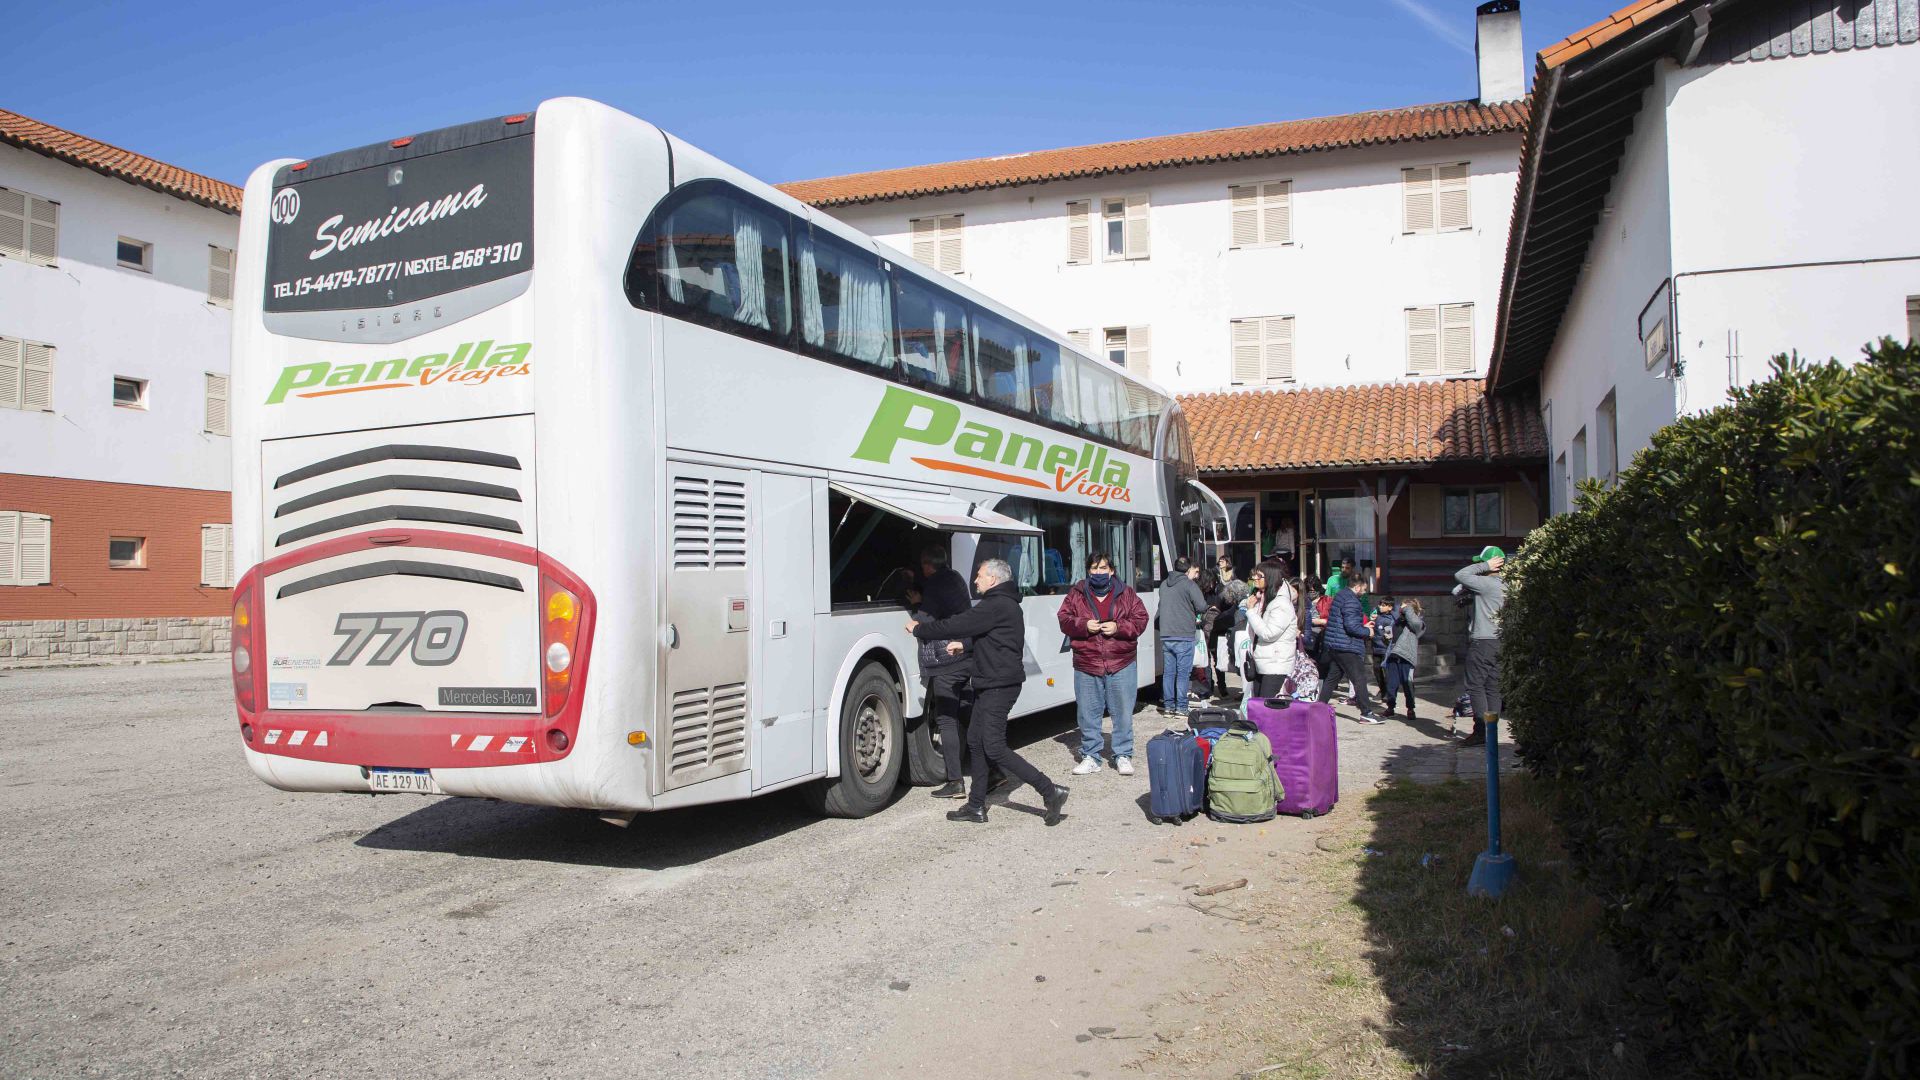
0;660;1506;1079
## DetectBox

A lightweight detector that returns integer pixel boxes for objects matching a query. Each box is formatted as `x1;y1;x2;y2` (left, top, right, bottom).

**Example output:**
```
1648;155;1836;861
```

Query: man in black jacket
907;545;973;799
907;558;1070;826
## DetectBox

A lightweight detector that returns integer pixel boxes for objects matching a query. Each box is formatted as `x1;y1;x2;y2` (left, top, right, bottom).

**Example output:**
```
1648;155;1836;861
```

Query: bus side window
1131;516;1159;592
1024;335;1073;428
796;227;895;371
971;309;1029;413
654;188;792;338
1073;355;1121;443
894;275;971;394
973;498;1040;597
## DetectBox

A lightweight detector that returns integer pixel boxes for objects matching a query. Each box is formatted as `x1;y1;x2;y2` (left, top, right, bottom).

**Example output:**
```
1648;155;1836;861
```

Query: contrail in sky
1387;0;1477;56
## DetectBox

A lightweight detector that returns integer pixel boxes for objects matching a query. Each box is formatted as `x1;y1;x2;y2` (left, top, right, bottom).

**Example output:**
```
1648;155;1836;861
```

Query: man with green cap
1454;545;1507;747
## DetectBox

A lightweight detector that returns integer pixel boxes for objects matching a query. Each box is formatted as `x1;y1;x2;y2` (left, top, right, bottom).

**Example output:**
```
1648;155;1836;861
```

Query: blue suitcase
1146;727;1206;823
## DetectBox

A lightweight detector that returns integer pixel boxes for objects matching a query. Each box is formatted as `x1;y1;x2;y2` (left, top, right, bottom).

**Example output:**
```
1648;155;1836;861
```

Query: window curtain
732;207;770;330
840;259;887;365
660;221;686;304
798;237;825;347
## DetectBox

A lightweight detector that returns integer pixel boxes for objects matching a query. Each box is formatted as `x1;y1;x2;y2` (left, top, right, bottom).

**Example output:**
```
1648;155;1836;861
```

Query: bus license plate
368;768;442;795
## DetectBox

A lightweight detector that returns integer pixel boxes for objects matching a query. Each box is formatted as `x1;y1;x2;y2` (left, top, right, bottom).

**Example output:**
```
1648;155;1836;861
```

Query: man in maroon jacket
1056;553;1151;776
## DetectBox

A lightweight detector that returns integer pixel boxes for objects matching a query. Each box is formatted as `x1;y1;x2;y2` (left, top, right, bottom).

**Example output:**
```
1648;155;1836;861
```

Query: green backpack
1206;724;1283;823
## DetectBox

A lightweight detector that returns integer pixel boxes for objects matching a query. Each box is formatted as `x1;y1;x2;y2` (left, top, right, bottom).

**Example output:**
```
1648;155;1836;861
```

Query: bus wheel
903;708;946;786
804;664;904;818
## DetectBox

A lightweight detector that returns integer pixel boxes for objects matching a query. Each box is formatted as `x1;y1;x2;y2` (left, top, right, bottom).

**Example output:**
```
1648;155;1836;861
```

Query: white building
1488;0;1920;513
0;109;241;659
780;2;1550;631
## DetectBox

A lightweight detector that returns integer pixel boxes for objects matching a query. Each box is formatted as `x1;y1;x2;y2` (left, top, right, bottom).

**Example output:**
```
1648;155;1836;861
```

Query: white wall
0;146;237;491
1539;43;1919;506
1665;44;1920;413
825;134;1522;393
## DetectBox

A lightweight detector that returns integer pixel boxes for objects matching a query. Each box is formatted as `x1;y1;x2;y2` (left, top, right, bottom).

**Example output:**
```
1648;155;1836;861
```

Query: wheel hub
853;695;893;779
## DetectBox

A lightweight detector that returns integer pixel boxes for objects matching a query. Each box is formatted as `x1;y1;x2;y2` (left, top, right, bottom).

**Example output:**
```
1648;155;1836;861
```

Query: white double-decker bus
229;98;1229;820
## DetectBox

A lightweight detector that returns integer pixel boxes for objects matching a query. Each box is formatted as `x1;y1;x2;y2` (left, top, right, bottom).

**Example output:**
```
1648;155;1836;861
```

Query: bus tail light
542;577;580;718
232;585;256;713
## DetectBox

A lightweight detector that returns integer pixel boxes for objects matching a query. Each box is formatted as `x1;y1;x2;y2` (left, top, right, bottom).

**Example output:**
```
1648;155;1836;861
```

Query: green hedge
1503;339;1920;1078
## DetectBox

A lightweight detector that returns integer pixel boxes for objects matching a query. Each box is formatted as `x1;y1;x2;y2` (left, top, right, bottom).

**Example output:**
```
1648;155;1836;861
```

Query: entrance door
751;473;816;789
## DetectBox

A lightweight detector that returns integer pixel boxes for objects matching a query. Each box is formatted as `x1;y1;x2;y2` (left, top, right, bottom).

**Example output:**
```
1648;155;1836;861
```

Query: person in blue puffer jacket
1314;570;1379;722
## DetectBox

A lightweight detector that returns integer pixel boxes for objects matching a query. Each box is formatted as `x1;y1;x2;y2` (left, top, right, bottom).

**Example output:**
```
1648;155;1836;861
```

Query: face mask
1087;572;1112;590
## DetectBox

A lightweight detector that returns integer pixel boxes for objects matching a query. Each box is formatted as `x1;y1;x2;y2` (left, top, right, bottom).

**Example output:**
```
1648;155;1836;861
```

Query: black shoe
1458;721;1487;747
945;805;988;823
929;780;965;799
1042;785;1071;826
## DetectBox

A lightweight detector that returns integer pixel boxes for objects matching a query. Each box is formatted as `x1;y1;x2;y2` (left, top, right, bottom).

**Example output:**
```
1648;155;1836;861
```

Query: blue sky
18;0;1606;188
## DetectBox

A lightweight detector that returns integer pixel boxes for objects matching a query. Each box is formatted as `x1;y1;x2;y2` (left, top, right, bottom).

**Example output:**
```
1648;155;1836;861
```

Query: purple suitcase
1244;697;1338;817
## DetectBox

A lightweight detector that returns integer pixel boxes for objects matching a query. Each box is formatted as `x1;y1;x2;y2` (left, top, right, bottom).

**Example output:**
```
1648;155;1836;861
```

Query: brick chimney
1476;0;1524;104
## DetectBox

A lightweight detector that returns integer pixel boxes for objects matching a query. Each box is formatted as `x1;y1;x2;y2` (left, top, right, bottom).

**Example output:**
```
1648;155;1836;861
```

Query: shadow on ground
355;702;1081;868
1348;768;1688;1078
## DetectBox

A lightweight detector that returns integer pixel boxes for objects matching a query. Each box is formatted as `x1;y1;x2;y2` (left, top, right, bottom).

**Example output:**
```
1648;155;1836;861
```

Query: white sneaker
1071;757;1104;776
1115;757;1135;776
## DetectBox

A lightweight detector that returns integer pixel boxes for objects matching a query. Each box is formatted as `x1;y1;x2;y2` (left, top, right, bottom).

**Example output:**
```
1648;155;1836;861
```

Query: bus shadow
353;787;855;870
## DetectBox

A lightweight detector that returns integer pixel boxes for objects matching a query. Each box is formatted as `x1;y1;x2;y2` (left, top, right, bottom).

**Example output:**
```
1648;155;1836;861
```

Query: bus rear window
263;132;533;320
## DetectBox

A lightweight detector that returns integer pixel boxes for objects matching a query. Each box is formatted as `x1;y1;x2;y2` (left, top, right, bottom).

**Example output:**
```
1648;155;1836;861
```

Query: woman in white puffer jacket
1241;558;1299;700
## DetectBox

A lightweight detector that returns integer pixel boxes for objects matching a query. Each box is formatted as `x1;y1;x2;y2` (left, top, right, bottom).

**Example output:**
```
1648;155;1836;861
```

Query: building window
0;511;53;586
117;237;153;272
0;186;59;266
1308;489;1376;586
208;246;235;306
910;214;964;274
1066;200;1091;265
1906;295;1919;343
1596;391;1619;487
201;524;235;588
1403;162;1470;234
1571;428;1590;486
113;376;149;410
1230;316;1294;385
1096;325;1150;380
205;372;230;435
0;336;55;412
1100;194;1149;261
1406;303;1473;375
1442;487;1505;536
1555;452;1569;514
1228;181;1291;248
109;536;146;569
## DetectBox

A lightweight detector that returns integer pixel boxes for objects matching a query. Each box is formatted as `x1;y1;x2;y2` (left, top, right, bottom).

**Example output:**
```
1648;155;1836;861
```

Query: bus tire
903;707;945;786
804;664;904;818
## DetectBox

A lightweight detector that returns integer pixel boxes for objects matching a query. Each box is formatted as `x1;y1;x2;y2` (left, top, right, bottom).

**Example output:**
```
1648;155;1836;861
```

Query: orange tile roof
0;108;242;214
778;99;1529;207
1538;0;1684;68
1181;379;1544;473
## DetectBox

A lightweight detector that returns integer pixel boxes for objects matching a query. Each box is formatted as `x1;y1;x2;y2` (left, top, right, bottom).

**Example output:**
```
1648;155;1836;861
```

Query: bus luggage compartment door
660;462;752;791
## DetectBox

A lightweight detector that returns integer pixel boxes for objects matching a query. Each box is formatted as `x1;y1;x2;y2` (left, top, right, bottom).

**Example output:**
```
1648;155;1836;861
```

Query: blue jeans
1162;636;1195;715
1074;663;1138;760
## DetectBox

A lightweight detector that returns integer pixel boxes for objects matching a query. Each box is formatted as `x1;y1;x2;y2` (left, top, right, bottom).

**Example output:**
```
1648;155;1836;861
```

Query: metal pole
1486;716;1502;856
1468;713;1516;898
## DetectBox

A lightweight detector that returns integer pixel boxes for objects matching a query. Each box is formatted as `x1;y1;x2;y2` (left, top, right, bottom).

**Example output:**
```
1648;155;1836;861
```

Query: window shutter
0;512;17;586
18;513;50;585
0;337;20;410
1407;485;1443;538
223;524;235;587
1229;319;1261;384
201;525;223;587
1436;163;1471;231
911;217;937;265
0;189;25;259
936;215;963;274
21;341;53;412
1262;181;1291;245
1403;166;1435;234
1406;306;1439;374
1125;325;1151;379
205;372;230;435
1067;329;1091;351
1066;200;1091;265
25;194;58;265
208;246;235;305
1441;303;1474;374
1229;185;1259;248
1503;482;1539;534
1264;316;1294;382
1123;193;1150;260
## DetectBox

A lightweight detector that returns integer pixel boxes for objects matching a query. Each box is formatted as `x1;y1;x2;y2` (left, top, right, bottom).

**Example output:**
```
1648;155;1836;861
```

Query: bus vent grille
667;682;748;775
671;475;749;571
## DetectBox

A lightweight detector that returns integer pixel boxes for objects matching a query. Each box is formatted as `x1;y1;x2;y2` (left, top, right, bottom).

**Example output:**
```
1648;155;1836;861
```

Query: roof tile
778;99;1528;207
1181;379;1544;474
0;108;241;213
1541;0;1687;69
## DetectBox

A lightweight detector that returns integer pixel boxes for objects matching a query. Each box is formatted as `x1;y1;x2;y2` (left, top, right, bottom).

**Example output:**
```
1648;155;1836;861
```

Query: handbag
1192;630;1209;672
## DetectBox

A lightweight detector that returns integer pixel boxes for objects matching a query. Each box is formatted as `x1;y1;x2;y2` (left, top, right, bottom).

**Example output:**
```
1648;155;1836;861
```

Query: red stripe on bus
297;383;412;398
910;457;1050;489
